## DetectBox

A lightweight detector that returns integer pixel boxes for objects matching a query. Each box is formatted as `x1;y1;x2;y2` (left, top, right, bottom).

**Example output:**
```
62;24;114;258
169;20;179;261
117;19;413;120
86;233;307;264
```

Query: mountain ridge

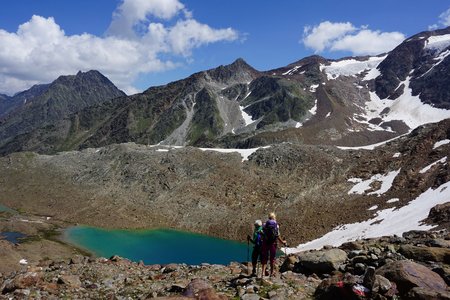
0;27;449;155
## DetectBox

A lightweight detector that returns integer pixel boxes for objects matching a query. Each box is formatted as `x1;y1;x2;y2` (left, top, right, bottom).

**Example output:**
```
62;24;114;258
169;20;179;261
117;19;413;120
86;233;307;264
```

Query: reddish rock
376;260;447;295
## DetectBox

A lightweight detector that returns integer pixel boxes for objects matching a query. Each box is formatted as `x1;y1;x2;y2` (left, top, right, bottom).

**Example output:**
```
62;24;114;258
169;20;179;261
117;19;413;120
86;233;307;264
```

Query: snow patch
348;169;400;196
392;153;401;158
337;134;407;151
287;180;450;252
434;139;450;149
419;156;447;174
295;122;302;128
309;84;319;93
387;198;399;203
240;105;254;126
425;34;450;52
320;56;386;81
199;146;270;162
19;259;28;265
363;77;450;131
325;112;331;118
282;65;302;76
309;99;318;115
368;205;378;211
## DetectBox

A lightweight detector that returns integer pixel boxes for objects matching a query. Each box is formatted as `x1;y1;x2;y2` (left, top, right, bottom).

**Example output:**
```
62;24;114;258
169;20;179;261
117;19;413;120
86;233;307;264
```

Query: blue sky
0;0;449;95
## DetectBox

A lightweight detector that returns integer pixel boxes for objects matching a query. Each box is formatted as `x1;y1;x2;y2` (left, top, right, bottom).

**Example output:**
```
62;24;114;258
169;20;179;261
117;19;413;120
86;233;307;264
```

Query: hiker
261;212;287;277
247;219;263;276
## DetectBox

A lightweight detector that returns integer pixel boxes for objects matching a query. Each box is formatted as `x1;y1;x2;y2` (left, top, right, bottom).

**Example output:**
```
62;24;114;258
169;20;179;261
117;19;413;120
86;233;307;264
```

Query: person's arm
247;234;255;244
278;235;287;246
277;224;287;246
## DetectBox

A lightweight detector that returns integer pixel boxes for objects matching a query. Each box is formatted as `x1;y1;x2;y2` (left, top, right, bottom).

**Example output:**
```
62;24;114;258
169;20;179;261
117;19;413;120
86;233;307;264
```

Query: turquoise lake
64;226;249;265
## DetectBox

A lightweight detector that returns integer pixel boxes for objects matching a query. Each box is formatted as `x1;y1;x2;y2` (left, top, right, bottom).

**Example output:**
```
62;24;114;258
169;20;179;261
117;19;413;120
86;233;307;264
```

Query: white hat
254;219;262;226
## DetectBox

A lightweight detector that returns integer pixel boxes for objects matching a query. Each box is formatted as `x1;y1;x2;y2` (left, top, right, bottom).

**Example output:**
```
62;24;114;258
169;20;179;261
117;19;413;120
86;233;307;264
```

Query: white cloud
440;8;450;26
303;21;356;53
302;21;405;56
429;8;450;30
331;30;405;55
108;0;187;39
0;0;239;95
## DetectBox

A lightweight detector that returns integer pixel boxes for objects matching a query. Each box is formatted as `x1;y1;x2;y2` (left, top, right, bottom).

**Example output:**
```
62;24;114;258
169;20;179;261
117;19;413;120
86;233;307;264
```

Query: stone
297;249;348;274
340;241;364;251
352;255;370;264
109;255;123;262
433;265;450;285
69;256;85;265
407;287;450;300
241;294;260;300
428;202;450;224
399;244;450;263
57;275;82;288
2;272;42;293
182;278;212;297
162;264;179;273
279;255;298;273
376;260;448;296
427;239;450;248
363;266;376;289
372;275;392;294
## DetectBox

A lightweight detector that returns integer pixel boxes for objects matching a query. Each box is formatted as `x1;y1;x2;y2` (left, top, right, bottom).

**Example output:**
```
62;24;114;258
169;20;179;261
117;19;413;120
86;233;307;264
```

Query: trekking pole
247;239;250;262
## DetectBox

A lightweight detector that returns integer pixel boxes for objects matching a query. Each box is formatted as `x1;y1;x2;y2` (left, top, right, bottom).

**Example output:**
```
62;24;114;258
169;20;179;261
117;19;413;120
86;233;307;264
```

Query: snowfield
287;180;450;253
347;169;401;196
320;56;386;81
357;77;450;132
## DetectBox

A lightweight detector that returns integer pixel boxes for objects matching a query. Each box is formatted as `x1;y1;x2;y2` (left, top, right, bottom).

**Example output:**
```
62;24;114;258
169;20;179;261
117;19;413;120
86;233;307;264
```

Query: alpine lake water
0;203;27;243
64;226;251;265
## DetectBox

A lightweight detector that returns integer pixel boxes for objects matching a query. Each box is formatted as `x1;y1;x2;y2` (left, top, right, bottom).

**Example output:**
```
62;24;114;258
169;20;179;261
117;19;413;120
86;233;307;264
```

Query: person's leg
251;247;258;275
269;243;277;276
261;243;268;277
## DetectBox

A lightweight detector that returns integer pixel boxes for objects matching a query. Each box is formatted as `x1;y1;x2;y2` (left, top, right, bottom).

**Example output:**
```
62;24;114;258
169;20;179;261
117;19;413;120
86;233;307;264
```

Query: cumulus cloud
0;0;239;95
302;21;405;56
429;8;450;30
303;21;356;53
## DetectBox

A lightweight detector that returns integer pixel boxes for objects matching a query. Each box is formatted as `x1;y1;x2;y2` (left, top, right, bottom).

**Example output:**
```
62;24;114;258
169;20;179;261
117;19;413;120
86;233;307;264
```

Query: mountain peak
206;58;259;84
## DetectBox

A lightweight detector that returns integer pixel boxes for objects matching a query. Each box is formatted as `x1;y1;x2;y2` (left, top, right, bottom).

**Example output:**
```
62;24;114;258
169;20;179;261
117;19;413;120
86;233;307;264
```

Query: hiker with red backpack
261;212;287;277
247;219;264;277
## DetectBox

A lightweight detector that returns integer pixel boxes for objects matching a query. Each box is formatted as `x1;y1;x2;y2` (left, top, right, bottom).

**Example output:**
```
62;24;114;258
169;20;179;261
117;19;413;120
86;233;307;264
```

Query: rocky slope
0;227;448;299
1;117;450;248
0;84;50;118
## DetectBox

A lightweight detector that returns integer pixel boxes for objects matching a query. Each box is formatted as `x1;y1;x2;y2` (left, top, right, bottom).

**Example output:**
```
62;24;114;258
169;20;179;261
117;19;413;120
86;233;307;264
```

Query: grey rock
297;249;348;274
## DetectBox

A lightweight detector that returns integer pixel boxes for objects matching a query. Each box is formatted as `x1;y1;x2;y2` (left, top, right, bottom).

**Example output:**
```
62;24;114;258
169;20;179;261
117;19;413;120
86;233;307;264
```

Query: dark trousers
251;245;262;272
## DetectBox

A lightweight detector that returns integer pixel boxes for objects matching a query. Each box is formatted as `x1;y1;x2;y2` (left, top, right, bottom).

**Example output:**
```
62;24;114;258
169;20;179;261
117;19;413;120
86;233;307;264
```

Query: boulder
1;272;42;293
428;202;450;225
57;275;82;288
297;249;348;274
376;260;447;295
399;244;450;263
279;255;298;273
183;278;226;299
407;287;450;300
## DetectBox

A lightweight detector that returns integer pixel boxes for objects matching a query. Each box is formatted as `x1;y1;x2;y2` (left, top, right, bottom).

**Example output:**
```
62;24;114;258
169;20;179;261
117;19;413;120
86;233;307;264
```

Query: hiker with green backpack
247;219;264;277
261;212;287;278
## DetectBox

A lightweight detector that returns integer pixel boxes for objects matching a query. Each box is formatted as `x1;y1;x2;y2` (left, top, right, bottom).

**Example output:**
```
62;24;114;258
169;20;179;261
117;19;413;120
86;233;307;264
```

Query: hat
254;219;262;226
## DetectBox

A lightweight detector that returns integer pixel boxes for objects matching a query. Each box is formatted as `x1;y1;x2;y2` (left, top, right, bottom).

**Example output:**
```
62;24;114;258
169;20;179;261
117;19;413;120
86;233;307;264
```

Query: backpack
254;228;263;247
263;220;279;243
